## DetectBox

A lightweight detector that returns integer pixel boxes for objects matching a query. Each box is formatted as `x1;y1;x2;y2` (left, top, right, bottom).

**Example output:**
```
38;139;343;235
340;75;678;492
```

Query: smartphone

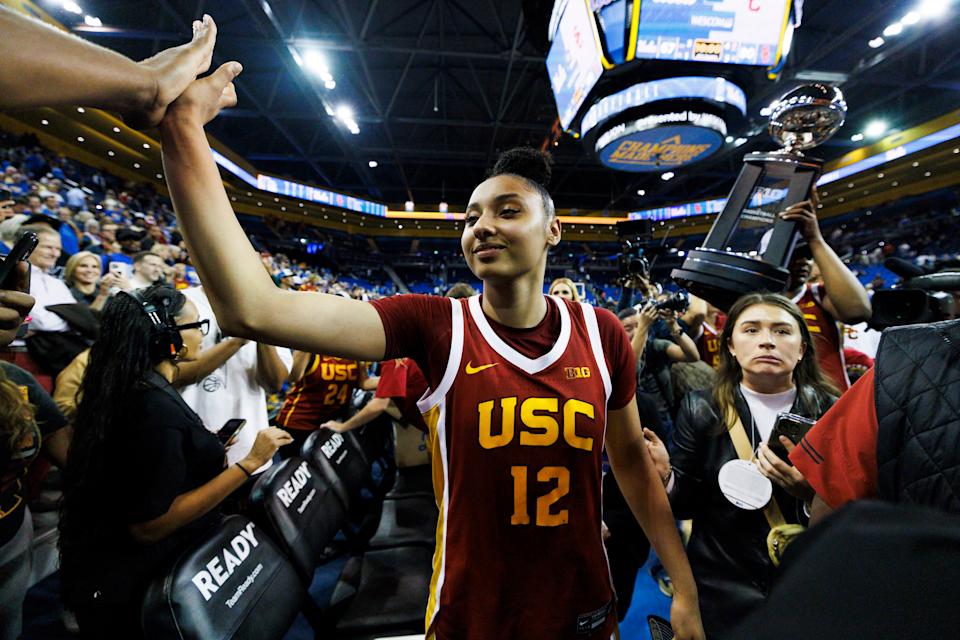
217;418;247;446
108;261;129;279
648;615;674;640
0;231;38;292
768;412;817;462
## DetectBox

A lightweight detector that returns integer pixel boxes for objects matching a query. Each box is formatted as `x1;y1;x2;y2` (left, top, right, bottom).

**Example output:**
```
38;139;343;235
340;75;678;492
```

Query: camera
616;219;655;281
653;291;690;314
869;259;960;330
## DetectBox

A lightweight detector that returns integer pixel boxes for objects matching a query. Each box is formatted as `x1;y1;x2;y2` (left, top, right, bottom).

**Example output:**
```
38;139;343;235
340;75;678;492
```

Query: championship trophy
671;84;847;311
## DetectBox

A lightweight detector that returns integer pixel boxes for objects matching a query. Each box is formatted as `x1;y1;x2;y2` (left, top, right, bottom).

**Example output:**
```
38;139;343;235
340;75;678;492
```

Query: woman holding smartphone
59;285;290;638
157;56;704;639
644;292;837;637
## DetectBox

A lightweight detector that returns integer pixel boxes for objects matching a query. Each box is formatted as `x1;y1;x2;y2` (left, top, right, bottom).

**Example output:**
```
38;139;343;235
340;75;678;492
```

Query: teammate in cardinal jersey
778;194;873;393
160;74;705;640
274;352;377;456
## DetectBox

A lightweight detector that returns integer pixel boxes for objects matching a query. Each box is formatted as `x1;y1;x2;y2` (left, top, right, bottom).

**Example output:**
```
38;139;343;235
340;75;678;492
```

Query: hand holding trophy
672;84;847;311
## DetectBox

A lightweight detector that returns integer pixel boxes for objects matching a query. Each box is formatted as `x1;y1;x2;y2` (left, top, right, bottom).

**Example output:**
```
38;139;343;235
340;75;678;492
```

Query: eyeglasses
175;319;210;336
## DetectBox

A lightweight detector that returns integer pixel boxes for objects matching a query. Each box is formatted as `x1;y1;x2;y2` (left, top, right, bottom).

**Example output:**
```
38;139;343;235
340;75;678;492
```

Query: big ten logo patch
565;366;591;380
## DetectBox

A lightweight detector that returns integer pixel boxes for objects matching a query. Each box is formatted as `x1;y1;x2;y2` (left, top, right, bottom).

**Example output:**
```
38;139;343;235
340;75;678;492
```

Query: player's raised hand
164;59;242;128
124;15;218;129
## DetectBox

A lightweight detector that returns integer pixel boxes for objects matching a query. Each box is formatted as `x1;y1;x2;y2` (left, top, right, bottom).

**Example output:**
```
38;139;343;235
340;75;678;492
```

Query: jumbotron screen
633;0;791;66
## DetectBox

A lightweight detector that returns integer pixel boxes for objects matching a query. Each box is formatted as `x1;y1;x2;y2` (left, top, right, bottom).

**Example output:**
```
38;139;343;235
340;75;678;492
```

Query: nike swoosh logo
465;361;499;375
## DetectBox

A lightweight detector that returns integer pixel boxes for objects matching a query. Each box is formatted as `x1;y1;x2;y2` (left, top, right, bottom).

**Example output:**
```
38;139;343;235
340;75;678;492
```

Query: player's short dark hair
487;147;556;219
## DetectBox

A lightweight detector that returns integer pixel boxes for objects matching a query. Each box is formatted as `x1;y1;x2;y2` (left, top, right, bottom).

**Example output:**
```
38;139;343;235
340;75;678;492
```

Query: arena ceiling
56;0;960;212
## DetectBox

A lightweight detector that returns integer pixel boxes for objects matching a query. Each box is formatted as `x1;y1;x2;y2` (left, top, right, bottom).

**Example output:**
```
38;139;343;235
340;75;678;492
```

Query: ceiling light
918;0;950;18
901;11;921;25
725;136;734;143
877;173;884;178
368;160;378;168
759;107;772;117
113;126;120;133
912;161;920;167
142;142;150;149
156;173;163;179
335;105;353;121
734;137;747;146
851;133;864;141
864;120;888;138
41;119;49;126
62;1;82;14
661;172;675;181
324;80;336;90
76;107;85;113
76;136;84;142
637;189;646;196
892;181;899;186
302;50;328;75
924;171;932;177
883;22;903;36
84;15;102;27
107;150;115;156
404;201;415;212
133;163;141;168
868;37;885;48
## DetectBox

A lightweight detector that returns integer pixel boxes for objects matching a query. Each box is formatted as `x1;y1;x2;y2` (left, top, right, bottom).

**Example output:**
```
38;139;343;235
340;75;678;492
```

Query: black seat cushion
385;465;434;500
367;496;438;550
302;429;370;511
250;457;348;582
141;515;304;640
330;546;433;637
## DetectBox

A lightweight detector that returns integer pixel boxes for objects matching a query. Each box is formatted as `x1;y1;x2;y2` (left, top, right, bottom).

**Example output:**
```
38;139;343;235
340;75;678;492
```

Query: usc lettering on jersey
698;321;722;368
792;284;849;392
417;295;618;640
276;355;361;430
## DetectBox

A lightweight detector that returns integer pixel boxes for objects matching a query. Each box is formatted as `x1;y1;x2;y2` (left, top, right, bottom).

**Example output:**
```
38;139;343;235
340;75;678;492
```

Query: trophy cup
671;84;847;311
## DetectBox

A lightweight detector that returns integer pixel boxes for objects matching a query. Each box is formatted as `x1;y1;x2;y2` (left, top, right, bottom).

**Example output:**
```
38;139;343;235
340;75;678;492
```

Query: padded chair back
302;429;369;511
250;457;348;581
142;515;304;640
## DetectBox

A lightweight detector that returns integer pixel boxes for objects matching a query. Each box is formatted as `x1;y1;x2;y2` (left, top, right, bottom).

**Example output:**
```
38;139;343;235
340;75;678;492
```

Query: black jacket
669;385;835;638
875;319;960;512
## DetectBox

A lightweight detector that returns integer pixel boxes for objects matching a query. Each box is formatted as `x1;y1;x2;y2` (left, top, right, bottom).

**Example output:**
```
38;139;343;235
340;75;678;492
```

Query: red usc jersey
375;358;430;432
697;319;724;368
791;284;849;392
276;355;362;430
417;296;618;640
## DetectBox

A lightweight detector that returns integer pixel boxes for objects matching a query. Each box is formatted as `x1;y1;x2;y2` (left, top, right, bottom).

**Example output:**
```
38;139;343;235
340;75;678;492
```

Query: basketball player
274;351;377;457
780;192;872;392
157;59;703;640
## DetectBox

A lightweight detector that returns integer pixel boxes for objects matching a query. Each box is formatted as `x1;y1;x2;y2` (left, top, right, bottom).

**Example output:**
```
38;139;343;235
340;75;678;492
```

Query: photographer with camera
644;292;838;637
620;292;700;435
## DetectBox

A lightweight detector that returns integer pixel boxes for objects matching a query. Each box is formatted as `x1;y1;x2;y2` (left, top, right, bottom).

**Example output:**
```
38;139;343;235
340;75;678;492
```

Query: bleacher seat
141;515;304;640
249;456;348;582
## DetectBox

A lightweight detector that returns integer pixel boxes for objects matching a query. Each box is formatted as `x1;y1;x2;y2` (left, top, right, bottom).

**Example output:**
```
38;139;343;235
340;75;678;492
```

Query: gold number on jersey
510;465;570;527
323;384;349;405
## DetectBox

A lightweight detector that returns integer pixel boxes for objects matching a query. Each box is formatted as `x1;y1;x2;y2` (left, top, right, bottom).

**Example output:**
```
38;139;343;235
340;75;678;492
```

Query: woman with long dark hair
154;55;704;639
59;285;291;638
645;292;838;637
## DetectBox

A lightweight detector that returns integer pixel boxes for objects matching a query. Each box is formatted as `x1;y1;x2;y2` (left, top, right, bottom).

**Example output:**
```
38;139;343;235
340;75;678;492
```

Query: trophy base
671;248;790;312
